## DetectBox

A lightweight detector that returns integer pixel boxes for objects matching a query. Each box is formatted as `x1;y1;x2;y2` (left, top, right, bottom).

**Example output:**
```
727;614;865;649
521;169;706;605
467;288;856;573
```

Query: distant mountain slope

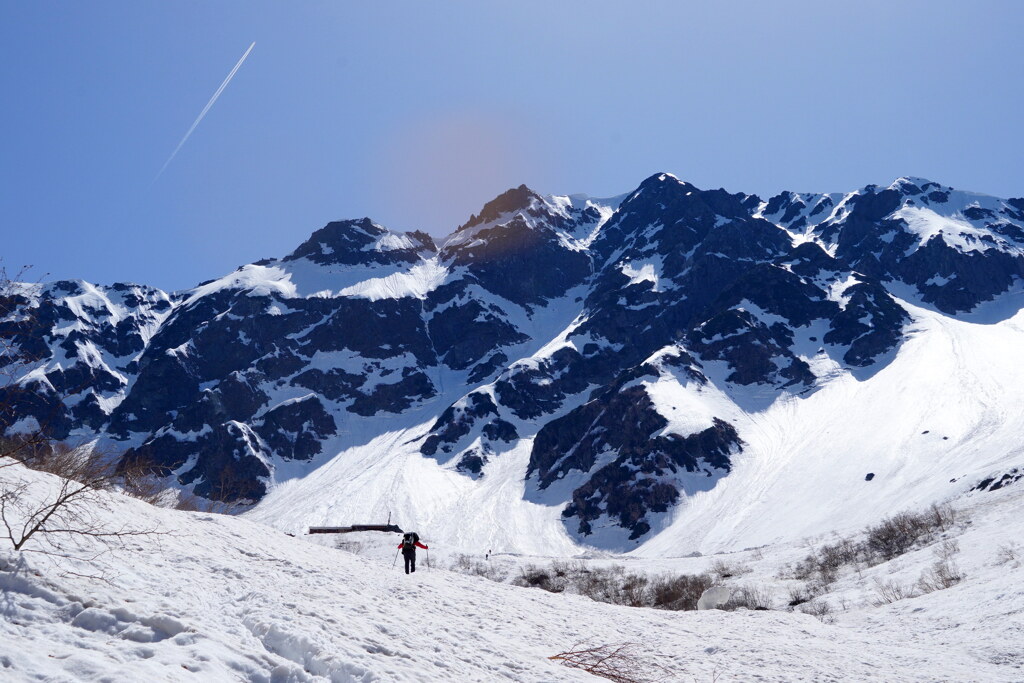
3;173;1023;551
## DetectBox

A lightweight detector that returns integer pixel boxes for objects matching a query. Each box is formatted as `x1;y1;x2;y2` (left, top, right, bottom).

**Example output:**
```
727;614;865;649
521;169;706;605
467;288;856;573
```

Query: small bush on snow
872;579;916;605
787;502;961;592
917;558;964;594
787;583;815;607
648;572;715;611
335;540;363;554
865;504;956;562
724;584;774;611
798;599;835;624
507;560;717;612
710;559;749;579
995;542;1020;566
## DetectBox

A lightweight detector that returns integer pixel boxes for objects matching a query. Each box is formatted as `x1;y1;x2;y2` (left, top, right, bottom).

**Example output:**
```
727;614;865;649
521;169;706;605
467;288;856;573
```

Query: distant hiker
398;532;428;574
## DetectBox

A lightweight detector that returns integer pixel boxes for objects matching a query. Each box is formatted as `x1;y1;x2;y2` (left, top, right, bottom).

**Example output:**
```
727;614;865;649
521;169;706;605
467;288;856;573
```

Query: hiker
398;531;428;574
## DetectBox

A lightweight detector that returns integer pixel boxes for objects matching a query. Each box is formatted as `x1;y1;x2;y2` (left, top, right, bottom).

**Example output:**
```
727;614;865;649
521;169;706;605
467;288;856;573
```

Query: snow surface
2;461;1021;681
637;298;1024;555
336;260;449;301
619;256;664;291
893;206;998;254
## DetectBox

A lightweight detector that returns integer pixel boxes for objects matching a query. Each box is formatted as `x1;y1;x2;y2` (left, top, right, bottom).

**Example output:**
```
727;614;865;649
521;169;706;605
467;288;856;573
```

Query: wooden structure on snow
307;523;403;535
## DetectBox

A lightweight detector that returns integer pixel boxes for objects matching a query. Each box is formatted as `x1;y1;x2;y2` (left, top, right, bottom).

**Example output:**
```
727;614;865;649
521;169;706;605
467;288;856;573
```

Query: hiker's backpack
402;532;419;549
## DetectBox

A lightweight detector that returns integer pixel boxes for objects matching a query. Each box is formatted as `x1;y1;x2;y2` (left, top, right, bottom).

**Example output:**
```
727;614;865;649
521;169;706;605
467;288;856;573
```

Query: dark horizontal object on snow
308;524;403;534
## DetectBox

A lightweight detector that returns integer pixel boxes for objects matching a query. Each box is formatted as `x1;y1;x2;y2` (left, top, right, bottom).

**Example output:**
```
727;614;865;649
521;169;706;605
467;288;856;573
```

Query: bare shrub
118;454;175;505
549;642;671;683
799;599;834;623
865;512;929;561
724;584;774;611
515;564;564;593
649;572;715;611
449;553;506;580
818;536;861;571
619;573;650;607
787;583;814;607
917;558;963;594
510;560;716;613
926;503;956;532
785;502;963;610
865;505;955;563
935;538;959;562
709;559;747;579
451;553;483;573
1;443;158;562
550;559;576;579
335;540;363;554
790;534;860;587
995;542;1020;566
576;565;624;603
872;579;915;606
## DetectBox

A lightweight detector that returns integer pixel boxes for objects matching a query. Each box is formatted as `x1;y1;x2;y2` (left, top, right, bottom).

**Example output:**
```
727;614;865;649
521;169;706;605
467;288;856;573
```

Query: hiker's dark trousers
404;552;416;574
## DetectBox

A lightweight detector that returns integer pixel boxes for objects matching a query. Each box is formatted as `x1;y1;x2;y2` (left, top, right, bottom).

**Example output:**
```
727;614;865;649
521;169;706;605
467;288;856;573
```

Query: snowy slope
635;296;1024;555
2;462;1022;682
247;295;1024;557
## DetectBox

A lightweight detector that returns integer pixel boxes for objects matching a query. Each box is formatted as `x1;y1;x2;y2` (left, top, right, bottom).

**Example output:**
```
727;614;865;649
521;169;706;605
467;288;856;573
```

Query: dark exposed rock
420;391;499;457
348;368;435;416
467;352;510;384
254;395;337;461
456;450;486;476
426;297;527;370
690;309;814;386
457;185;541;232
124;421;270;503
481;418;518;443
824;279;910;366
529;383;739;542
442;214;593;304
971;468;1022;492
284;218;425;266
291;368;366;402
494;349;591;420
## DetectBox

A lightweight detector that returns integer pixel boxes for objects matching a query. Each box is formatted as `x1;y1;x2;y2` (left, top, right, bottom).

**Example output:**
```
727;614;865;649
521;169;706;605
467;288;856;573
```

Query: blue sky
2;1;1022;291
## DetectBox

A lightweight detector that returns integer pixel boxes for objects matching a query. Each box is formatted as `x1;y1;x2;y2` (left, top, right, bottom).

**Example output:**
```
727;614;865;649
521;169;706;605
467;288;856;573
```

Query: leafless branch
549;642;675;683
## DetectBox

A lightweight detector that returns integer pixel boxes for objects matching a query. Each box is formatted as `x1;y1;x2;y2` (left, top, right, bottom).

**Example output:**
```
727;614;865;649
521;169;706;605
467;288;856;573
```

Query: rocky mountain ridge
3;172;1022;546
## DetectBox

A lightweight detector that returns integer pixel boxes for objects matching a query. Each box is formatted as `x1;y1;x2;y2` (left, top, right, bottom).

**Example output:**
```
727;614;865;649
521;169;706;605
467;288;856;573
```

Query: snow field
636;298;1024;555
1;463;1021;681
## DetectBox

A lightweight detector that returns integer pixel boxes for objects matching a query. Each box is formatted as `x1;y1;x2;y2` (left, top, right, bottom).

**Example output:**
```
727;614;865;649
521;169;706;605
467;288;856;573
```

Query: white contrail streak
154;42;255;181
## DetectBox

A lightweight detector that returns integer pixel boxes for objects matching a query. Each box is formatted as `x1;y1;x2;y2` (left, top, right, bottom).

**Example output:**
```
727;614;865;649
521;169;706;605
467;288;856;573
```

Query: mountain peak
887;176;943;195
631;172;700;198
641;171;694;188
284;218;424;266
458;184;543;232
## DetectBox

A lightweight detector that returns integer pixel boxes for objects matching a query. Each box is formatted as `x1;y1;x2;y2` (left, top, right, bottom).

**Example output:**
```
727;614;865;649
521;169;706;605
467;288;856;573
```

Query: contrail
154;41;255;181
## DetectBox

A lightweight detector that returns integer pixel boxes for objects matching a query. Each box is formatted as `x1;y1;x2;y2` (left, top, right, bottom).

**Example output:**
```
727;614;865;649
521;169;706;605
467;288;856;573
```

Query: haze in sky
2;1;1022;291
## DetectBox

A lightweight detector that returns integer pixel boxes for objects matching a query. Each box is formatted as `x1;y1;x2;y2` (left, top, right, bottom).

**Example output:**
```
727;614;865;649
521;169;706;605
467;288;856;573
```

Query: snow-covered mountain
3;173;1023;553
